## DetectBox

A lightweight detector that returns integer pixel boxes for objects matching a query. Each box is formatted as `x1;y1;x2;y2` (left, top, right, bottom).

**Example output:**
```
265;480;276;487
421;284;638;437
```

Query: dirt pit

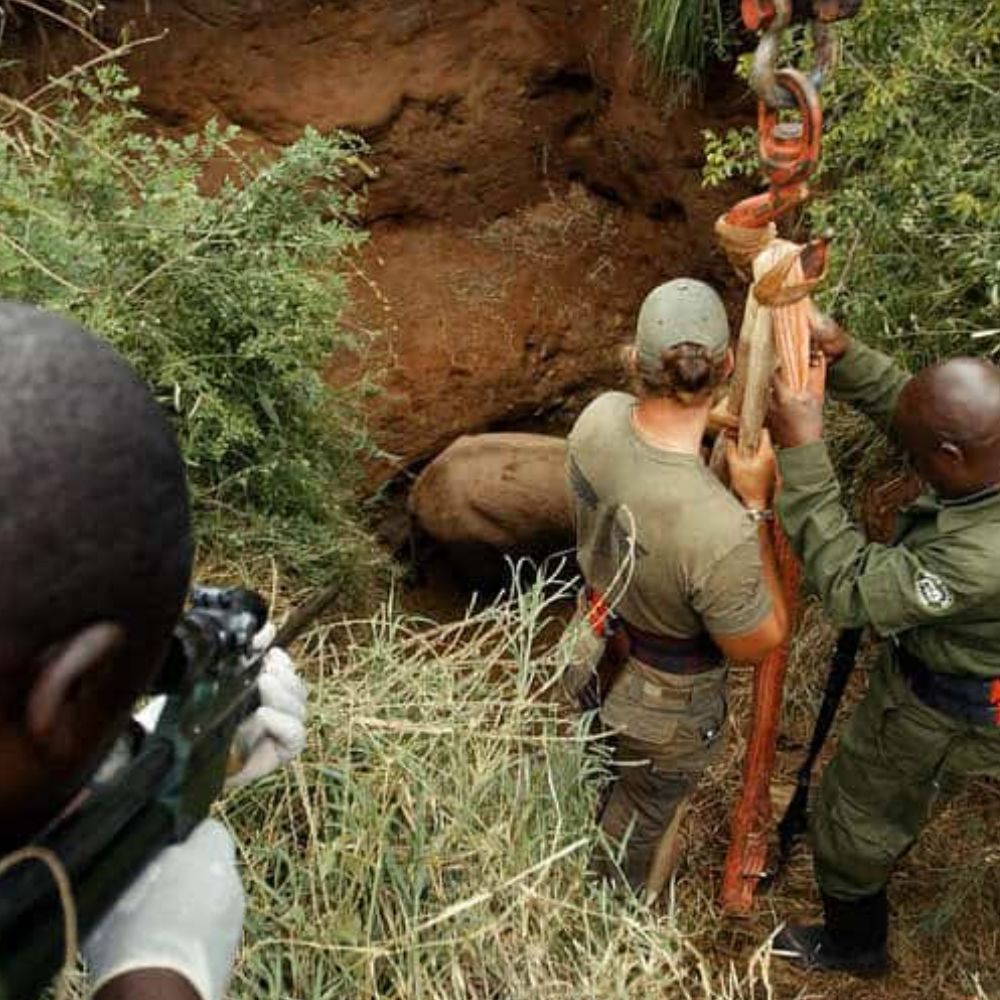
63;0;755;491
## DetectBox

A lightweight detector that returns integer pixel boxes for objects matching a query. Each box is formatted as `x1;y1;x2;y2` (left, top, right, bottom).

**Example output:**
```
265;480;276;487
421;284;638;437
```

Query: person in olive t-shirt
768;317;1000;977
566;278;789;897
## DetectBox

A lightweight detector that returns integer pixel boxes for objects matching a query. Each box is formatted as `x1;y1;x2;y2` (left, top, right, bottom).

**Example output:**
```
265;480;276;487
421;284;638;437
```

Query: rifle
0;580;339;1000
765;626;864;886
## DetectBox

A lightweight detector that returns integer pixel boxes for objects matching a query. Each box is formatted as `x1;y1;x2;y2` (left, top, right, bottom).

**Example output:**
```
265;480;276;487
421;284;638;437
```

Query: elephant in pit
408;432;575;590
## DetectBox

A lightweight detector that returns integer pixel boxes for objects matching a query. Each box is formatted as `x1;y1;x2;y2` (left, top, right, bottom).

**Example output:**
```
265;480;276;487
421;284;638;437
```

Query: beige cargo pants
592;658;728;895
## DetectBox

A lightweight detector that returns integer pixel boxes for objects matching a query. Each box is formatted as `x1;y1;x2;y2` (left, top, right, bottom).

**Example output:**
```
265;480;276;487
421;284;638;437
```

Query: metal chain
717;0;865;227
742;0;861;109
751;19;839;108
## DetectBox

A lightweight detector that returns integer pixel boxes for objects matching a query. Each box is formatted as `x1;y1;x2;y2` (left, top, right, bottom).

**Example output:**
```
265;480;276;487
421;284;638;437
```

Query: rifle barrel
273;581;341;649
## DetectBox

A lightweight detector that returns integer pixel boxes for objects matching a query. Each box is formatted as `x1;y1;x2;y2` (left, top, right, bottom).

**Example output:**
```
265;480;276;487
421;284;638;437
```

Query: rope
714;216;776;276
602;504;638;613
752;240;816;387
0;845;78;1000
715;0;858;922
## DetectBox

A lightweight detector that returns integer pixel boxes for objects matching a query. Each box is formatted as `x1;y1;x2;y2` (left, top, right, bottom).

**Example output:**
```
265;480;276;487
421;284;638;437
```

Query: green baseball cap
634;278;730;370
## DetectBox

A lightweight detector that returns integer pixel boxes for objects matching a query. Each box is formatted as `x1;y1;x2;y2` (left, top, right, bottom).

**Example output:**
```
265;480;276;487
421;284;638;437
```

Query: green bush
0;66;373;582
809;0;1000;368
703;1;1000;370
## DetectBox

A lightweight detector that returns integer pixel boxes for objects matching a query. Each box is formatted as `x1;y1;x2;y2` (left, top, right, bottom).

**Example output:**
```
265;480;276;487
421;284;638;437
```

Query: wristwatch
745;507;774;525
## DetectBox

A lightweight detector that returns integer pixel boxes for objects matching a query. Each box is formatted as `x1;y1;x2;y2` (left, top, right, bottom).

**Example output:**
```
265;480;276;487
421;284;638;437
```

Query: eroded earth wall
31;0;753;482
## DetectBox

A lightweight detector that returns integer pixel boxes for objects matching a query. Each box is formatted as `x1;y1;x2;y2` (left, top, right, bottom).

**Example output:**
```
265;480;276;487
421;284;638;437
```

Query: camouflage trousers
592;658;728;894
813;650;1000;900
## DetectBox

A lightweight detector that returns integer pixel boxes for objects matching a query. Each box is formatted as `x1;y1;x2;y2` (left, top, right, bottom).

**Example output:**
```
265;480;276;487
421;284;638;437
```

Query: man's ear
722;347;735;379
622;344;638;377
26;622;127;759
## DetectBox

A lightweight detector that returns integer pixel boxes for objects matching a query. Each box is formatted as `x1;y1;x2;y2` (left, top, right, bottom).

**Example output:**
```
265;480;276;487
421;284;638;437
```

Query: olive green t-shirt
567;391;770;639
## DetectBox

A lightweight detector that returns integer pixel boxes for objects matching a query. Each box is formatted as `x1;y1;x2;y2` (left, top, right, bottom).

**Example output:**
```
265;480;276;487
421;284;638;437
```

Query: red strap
990;678;1000;727
586;588;611;638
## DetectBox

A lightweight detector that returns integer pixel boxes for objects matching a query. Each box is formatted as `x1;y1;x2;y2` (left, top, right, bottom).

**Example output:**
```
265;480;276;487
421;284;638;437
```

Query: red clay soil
67;0;754;485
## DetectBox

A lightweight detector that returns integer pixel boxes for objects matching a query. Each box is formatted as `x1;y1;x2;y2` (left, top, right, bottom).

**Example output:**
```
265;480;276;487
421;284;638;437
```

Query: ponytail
634;342;727;404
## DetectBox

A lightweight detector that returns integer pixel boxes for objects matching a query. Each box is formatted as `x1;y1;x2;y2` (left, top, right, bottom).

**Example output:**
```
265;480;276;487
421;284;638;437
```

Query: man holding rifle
0;303;307;1000
768;316;1000;976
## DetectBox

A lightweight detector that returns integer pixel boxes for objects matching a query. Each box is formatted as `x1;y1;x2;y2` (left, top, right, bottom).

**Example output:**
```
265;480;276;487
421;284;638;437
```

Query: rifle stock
0;749;176;1000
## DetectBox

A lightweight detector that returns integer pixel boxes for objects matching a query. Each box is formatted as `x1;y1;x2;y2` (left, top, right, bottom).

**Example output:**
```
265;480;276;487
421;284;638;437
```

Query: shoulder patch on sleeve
914;569;954;611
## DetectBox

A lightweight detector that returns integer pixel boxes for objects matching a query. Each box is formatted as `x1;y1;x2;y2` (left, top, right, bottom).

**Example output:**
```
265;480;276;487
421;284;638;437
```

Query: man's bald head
894;357;1000;499
0;303;192;846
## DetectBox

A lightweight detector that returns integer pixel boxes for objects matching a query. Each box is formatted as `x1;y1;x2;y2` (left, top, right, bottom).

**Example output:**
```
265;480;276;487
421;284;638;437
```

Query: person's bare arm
717;429;790;663
95;970;200;1000
713;526;788;662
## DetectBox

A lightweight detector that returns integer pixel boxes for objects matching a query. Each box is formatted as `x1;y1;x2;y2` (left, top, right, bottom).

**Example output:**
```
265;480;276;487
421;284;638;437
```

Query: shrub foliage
810;0;1000;366
703;0;1000;369
0;67;370;579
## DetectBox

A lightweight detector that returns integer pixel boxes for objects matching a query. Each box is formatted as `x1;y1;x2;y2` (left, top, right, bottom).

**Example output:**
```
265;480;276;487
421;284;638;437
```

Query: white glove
224;622;308;790
81;819;245;1000
134;623;308;791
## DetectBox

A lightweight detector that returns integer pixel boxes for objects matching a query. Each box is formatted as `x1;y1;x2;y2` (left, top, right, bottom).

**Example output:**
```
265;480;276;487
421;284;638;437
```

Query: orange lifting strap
714;0;862;915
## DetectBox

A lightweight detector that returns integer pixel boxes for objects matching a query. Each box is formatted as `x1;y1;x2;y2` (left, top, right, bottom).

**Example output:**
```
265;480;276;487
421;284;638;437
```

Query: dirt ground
44;0;755;487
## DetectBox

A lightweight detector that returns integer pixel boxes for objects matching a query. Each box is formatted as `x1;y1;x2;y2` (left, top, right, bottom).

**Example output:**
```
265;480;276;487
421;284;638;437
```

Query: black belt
898;647;1000;727
582;586;722;676
623;620;723;676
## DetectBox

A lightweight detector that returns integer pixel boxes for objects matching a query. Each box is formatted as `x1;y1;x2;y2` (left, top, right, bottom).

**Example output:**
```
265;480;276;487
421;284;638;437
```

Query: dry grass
220;571;776;999
216;563;999;1000
475;185;620;265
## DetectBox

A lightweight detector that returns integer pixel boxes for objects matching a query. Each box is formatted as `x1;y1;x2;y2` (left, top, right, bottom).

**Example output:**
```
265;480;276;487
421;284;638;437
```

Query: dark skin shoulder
96;970;200;1000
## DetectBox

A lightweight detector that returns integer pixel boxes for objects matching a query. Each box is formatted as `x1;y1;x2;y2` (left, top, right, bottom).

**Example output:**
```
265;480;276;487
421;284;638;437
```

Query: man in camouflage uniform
768;318;1000;975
